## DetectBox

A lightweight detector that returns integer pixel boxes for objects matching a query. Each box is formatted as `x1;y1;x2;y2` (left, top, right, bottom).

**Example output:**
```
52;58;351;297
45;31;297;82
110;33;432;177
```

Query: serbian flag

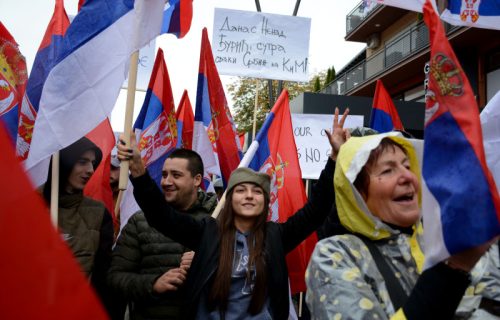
17;0;70;160
441;0;500;31
0;121;108;319
370;79;404;133
193;28;242;186
176;89;194;149
421;0;500;268
119;48;178;230
244;90;316;294
25;0;164;187
134;48;177;186
0;22;28;144
84;118;117;223
162;0;193;38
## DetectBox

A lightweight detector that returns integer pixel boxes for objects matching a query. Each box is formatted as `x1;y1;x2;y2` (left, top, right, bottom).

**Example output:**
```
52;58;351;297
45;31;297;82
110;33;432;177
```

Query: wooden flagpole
119;51;140;190
50;151;60;228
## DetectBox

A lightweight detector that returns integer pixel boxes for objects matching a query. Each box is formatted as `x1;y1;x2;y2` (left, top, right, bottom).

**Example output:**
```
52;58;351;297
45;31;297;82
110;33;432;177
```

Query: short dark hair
353;138;407;197
43;137;102;202
167;149;204;177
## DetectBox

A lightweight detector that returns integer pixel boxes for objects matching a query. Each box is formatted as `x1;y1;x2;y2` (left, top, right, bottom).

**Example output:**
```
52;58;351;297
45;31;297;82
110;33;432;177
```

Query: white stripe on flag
25;0;164;187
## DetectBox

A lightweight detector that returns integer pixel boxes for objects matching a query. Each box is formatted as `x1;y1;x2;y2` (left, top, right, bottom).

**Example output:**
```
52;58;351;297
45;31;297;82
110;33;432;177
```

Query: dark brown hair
354;138;408;197
43;137;102;202
209;187;270;314
168;148;204;178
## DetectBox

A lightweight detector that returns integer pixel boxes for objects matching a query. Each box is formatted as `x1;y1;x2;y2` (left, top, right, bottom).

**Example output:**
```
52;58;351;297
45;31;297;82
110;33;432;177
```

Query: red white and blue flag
193;28;242;186
119;48;178;230
25;0;164;187
134;48;178;186
244;90;316;294
176;89;194;150
0;22;28;145
370;79;404;133
441;0;500;30
162;0;193;38
421;0;500;268
17;0;70;160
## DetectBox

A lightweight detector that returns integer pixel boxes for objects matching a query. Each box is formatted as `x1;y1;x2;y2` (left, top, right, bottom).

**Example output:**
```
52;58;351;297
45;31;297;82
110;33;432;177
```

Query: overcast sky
1;0;365;131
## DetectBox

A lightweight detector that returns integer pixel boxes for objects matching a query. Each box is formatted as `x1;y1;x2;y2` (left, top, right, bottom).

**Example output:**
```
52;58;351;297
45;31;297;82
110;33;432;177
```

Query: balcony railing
346;0;381;34
323;22;460;95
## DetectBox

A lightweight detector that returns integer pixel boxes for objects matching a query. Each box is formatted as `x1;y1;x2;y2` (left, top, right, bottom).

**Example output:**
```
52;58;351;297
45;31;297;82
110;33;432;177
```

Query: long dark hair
209;187;270;314
42;137;102;203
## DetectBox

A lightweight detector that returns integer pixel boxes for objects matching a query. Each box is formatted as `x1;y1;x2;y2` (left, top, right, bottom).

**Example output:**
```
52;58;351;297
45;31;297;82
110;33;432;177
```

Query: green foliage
324;66;336;87
313;76;321;92
330;66;336;82
227;68;330;134
325;68;332;87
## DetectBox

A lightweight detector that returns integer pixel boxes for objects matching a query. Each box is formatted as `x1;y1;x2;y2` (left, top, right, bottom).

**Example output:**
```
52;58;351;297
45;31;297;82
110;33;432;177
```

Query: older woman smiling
306;133;499;320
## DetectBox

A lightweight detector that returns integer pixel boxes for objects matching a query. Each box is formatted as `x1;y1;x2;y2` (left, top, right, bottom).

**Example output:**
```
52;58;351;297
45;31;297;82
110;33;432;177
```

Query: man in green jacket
108;149;218;320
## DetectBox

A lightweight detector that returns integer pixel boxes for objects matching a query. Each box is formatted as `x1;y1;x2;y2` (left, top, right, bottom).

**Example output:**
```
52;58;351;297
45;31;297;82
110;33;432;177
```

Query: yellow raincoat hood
334;132;422;241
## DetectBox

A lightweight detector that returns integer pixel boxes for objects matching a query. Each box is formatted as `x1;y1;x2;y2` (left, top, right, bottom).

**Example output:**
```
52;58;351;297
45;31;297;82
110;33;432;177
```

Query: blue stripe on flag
194;74;211;126
423;111;500;253
370;108;394;133
248;112;275;170
56;0;133;65
176;120;184;148
27;35;65;111
448;0;500;15
2;107;19;143
134;91;164;130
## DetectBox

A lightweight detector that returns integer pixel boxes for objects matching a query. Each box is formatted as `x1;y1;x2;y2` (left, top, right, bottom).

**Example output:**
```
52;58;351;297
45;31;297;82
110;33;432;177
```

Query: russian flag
370;79;404;133
421;0;500;268
17;0;70;160
134;48;177;186
0;22;28;144
176;89;194;149
162;0;193;38
441;0;500;31
192;28;242;186
25;0;164;187
243;90;316;294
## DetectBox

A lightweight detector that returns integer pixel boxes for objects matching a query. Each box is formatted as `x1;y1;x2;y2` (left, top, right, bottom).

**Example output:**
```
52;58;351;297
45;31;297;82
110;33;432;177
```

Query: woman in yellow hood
306;132;499;320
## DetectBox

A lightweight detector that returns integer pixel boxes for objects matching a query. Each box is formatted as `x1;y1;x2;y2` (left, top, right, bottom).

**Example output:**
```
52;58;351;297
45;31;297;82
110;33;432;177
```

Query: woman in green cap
117;108;350;320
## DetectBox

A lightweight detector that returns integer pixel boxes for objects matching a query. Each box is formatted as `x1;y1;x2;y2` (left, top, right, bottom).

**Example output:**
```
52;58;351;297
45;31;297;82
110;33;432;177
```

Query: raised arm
117;133;205;250
280;108;350;252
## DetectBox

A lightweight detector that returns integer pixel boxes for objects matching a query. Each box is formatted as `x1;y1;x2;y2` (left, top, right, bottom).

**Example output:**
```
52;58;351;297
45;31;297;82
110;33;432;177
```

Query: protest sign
212;8;311;82
291;113;363;179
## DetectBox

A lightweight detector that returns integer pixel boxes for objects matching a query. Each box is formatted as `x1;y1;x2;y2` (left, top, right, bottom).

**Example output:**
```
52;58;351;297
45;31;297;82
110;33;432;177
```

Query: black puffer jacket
108;191;217;320
131;159;335;319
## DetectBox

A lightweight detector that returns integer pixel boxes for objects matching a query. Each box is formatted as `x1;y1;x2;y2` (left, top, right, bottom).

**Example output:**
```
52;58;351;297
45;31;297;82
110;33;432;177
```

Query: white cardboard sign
212;8;311;82
291;114;364;179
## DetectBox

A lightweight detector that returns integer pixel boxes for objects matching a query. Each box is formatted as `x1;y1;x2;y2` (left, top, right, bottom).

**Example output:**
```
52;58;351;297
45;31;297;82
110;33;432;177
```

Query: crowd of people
45;109;499;320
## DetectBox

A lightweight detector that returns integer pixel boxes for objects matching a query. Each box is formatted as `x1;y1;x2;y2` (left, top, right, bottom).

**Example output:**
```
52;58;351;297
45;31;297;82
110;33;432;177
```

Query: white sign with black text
212;8;311;82
291;113;364;179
